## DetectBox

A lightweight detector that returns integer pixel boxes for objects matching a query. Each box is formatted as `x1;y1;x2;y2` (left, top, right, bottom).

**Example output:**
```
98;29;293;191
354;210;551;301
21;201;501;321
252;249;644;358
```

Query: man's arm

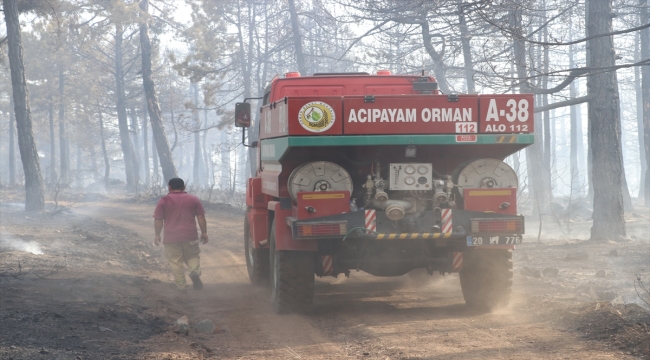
197;214;208;244
154;219;163;246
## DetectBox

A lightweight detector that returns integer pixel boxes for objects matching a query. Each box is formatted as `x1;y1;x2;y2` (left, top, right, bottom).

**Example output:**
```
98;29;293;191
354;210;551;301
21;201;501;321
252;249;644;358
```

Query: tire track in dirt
76;200;636;359
76;200;350;359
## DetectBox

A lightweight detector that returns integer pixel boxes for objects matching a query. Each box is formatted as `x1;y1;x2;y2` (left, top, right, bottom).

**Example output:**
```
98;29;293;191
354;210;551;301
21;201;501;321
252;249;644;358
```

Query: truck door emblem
298;101;335;132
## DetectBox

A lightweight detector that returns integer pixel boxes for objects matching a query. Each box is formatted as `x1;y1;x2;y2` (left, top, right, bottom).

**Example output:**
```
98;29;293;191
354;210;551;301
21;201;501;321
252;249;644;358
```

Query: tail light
471;218;523;233
297;221;347;237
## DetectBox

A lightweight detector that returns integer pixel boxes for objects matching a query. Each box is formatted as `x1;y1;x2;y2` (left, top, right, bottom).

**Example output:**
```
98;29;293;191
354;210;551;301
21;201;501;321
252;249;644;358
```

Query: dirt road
2;198;648;359
79;200;645;359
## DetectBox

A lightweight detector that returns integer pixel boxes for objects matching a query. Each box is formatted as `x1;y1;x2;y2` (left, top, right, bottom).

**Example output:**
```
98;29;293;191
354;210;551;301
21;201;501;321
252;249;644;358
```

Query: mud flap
316;255;334;277
448;252;463;273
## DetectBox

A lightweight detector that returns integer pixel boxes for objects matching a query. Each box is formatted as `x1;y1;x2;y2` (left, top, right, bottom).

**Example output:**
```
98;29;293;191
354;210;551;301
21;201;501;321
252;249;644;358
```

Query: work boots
189;272;203;290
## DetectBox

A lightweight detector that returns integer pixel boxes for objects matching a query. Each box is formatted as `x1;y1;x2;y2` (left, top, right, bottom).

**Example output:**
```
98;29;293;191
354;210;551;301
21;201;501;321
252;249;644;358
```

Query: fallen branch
634;275;650;308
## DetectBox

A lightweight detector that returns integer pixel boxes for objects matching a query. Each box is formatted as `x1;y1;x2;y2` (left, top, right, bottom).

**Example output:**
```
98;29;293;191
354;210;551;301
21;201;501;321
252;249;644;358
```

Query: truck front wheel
269;223;315;314
459;249;512;311
244;213;269;286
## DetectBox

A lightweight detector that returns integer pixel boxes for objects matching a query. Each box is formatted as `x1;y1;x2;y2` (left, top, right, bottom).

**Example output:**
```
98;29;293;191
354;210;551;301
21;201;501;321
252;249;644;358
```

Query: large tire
269;223;315;314
459;249;512;311
244;213;269;286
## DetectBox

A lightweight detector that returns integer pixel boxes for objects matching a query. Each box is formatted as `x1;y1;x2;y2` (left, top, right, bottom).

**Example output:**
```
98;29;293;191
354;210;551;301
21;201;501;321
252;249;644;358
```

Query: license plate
467;235;522;246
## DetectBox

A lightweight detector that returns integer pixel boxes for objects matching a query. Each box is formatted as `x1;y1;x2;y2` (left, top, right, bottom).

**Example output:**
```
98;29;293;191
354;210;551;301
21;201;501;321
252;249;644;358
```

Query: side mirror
235;102;251;128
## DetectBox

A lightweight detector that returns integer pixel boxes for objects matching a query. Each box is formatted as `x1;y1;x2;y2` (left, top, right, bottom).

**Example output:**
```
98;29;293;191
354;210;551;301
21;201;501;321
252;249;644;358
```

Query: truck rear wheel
244;213;269;286
459;249;512;311
269;223;315;314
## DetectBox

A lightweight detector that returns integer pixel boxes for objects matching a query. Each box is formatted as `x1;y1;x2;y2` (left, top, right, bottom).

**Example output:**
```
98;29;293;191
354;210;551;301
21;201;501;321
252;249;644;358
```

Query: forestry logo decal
298;101;335;132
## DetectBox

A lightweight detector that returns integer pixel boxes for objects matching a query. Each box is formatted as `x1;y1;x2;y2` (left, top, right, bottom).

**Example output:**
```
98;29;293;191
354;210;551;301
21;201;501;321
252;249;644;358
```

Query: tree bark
3;0;45;211
587;0;626;240
8;95;16;187
97;101;110;191
287;0;307;75
115;22;140;191
139;0;178;183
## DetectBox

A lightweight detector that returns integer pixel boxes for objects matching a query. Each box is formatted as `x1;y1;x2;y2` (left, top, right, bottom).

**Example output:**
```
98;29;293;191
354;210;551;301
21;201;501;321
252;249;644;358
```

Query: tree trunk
587;0;626;240
510;9;549;213
129;106;141;178
97;101;110;191
202;109;210;186
287;0;307;75
458;0;475;94
3;0;45;211
76;145;82;188
236;1;252;98
90;143;99;181
48;96;56;186
115;23;139;192
142;99;150;187
542;4;553;200
635;31;646;199
192;82;202;187
139;0;178;183
152;123;159;186
9;95;16;187
640;0;650;206
421;19;450;94
220;130;230;192
619;104;634;211
585;0;594;202
569;16;583;197
58;67;69;184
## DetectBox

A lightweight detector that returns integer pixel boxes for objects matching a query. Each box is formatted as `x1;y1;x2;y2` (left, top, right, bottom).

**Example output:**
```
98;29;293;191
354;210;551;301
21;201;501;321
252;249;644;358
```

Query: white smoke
0;233;43;255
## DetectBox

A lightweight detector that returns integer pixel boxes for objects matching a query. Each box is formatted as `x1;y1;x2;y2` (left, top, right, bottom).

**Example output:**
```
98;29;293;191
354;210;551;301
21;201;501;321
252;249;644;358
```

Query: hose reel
455;158;518;197
288;161;353;201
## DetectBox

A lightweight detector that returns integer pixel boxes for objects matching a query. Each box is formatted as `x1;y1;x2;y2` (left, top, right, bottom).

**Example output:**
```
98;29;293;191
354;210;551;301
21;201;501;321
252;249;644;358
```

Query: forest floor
0;191;649;360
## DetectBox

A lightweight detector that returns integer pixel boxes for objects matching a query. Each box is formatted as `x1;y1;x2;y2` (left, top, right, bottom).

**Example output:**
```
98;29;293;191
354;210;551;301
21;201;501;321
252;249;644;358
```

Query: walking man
154;178;208;291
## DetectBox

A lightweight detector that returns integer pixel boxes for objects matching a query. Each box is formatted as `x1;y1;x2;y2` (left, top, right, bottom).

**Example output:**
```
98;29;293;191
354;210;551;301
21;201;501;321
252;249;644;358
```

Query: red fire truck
235;71;532;313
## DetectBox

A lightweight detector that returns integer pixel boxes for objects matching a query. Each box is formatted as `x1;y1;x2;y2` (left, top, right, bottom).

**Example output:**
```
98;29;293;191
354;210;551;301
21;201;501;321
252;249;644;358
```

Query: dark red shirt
153;192;206;243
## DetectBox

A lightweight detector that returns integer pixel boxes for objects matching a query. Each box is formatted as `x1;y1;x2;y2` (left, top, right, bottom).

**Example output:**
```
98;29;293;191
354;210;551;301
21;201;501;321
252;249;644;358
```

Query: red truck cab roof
267;74;439;103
